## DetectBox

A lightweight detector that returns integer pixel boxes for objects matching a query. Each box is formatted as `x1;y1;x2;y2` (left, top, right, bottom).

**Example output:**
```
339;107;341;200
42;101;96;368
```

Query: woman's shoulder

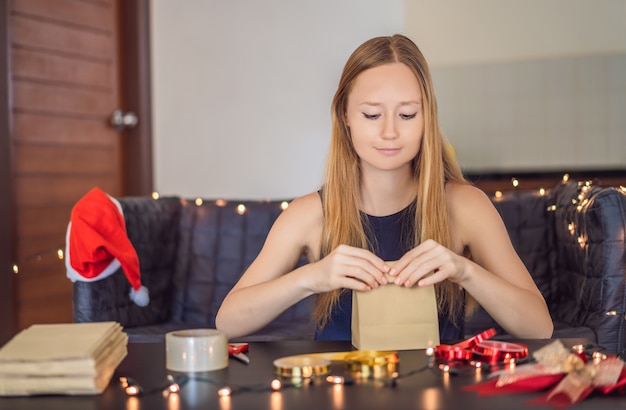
445;181;489;202
276;191;324;229
273;191;323;260
285;191;323;215
445;182;495;219
445;182;506;245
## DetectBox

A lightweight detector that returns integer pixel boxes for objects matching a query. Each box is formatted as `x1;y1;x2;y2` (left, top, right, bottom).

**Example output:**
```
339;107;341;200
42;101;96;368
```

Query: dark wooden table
1;338;624;409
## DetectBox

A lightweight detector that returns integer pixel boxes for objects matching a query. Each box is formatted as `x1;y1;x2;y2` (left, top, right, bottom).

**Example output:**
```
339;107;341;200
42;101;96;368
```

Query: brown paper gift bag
351;272;440;351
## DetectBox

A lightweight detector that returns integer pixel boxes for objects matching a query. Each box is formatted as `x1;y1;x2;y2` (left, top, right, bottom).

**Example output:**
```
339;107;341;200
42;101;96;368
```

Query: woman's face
345;62;424;175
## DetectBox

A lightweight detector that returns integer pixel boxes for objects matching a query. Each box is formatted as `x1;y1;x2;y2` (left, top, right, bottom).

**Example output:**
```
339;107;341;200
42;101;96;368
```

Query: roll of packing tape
165;329;228;372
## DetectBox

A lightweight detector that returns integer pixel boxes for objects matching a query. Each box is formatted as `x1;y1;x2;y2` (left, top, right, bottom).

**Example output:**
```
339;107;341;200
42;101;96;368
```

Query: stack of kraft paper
0;322;127;396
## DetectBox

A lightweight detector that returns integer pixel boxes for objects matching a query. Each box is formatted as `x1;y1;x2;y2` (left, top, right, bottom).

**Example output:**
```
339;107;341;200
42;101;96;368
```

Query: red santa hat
65;187;149;307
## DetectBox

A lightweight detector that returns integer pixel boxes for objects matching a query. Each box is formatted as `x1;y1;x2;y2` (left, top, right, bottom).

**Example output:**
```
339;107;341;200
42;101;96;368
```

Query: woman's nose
381;115;399;139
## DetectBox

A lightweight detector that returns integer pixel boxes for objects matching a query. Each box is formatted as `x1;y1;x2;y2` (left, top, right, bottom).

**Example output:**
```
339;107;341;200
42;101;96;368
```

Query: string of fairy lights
4;176;625;403
7;175;625;318
118;349;456;399
116;341;614;402
7;195;290;277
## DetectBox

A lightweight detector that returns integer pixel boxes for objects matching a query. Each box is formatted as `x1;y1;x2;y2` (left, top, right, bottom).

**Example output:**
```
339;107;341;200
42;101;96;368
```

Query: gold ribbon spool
273;351;398;380
343;351;399;379
273;356;331;378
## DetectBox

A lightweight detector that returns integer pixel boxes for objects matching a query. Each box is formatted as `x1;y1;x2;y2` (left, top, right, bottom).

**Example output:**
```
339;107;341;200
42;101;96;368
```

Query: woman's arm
391;184;553;339
215;192;389;339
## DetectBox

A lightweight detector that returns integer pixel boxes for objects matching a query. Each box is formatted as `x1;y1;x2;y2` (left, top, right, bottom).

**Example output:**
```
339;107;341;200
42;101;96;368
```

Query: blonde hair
314;34;468;328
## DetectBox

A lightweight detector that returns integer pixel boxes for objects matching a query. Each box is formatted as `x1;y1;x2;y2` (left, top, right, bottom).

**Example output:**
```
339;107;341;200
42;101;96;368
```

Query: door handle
111;109;139;130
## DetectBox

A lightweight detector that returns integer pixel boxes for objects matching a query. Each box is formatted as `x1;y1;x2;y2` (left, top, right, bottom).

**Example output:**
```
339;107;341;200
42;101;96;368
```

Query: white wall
150;0;404;198
405;1;626;173
405;0;626;66
151;0;626;199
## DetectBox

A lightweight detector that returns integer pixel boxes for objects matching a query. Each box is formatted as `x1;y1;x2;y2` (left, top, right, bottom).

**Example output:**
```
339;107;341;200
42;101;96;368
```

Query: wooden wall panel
13;48;111;88
14;143;116;174
2;0;153;343
0;0;15;345
13;80;114;116
15;175;119;207
17;298;72;327
16;260;71;302
16;234;67;263
14;254;71;325
12;15;112;60
8;0;122;331
12;0;113;32
13;112;114;145
17;206;70;239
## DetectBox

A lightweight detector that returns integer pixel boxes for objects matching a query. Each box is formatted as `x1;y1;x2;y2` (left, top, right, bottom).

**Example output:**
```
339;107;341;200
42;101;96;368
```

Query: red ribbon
472;340;529;364
454;328;497;349
435;344;473;361
435;328;528;364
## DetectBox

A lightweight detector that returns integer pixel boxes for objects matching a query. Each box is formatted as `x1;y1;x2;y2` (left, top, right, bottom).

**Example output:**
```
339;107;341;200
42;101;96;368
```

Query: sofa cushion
466;186;557;336
491;188;558;306
73;196;181;327
552;182;626;354
71;182;626;352
170;199;315;339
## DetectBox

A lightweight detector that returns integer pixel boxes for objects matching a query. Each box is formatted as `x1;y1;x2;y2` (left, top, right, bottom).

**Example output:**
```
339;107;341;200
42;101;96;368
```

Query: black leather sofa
71;179;626;354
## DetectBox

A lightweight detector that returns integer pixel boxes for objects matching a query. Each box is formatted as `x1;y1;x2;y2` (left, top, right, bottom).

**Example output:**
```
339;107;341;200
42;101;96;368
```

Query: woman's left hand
389;239;467;287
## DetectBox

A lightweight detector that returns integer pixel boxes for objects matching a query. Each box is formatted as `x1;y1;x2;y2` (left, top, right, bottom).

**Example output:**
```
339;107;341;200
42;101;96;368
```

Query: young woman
215;34;553;341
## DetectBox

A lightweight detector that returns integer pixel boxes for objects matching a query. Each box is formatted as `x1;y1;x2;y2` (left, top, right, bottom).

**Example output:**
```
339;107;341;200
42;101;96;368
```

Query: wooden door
0;0;152;344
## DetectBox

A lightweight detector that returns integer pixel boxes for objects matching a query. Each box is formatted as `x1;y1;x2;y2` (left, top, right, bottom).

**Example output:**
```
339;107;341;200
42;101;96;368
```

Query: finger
394;255;442;287
343;262;385;288
339;274;374;292
389;240;438;276
347;247;391;277
337;247;389;284
415;267;449;287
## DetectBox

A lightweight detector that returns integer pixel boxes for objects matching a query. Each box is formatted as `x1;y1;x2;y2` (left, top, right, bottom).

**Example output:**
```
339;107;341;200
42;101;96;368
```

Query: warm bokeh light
166;382;180;393
269;391;282;410
125;385;141;396
217;386;232;397
166;389;180;409
325;375;344;384
270;379;282;391
419;387;443;409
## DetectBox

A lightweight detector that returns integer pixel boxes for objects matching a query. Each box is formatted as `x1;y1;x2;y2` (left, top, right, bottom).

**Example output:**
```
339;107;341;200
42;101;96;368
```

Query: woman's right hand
306;244;390;293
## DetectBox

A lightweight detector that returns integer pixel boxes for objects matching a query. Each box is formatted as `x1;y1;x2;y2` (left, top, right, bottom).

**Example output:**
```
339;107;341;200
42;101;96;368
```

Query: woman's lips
376;148;401;155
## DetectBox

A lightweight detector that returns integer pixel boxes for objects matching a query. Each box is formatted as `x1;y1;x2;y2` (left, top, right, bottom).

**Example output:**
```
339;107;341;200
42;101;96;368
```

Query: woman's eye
362;113;380;120
400;113;417;120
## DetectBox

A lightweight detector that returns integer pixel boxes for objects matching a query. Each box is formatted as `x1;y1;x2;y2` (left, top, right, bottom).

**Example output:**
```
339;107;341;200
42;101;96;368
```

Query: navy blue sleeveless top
314;202;464;342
